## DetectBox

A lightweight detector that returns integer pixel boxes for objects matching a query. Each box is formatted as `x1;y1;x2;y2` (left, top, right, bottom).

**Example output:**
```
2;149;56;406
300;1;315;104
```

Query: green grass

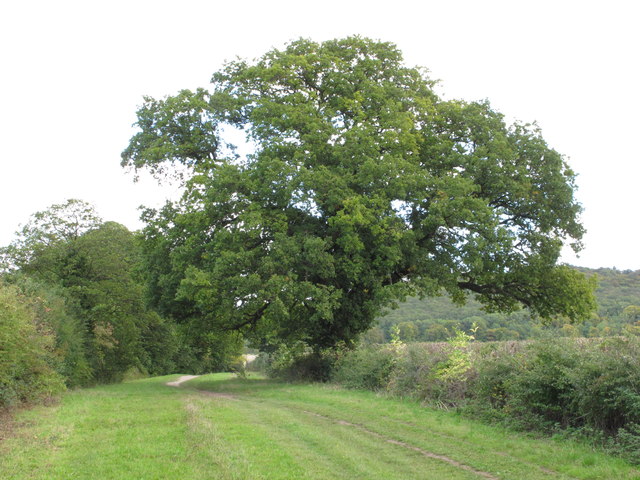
1;374;639;479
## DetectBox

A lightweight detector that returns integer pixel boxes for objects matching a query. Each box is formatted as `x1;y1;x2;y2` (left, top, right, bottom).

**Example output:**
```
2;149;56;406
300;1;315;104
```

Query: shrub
466;343;520;422
14;276;93;388
267;343;335;382
332;345;397;391
0;283;66;407
468;337;640;437
608;423;640;464
565;337;640;432
387;342;447;402
496;339;580;430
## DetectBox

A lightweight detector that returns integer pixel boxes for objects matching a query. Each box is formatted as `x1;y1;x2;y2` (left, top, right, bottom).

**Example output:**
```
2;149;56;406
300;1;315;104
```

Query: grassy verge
1;374;639;479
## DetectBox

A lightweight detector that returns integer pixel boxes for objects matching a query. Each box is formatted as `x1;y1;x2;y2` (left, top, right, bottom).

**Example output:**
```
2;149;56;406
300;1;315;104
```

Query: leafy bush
565;337;640;431
266;344;335;382
12;276;93;387
488;340;580;430
332;345;397;391
0;283;66;407
386;332;477;407
468;338;640;434
467;343;520;422
608;423;640;464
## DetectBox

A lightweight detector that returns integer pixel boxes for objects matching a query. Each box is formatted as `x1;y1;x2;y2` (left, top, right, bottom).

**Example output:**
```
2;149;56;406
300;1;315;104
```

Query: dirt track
165;375;200;387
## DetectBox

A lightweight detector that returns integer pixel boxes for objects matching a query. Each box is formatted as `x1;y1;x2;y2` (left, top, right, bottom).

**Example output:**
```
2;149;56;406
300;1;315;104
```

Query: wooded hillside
372;267;640;342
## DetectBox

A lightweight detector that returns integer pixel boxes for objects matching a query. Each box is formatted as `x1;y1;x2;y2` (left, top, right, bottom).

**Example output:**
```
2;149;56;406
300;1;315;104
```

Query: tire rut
301;409;499;479
380;414;573;479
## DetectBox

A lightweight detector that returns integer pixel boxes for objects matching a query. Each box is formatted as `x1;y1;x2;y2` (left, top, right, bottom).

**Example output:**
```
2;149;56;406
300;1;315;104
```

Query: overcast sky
1;0;638;269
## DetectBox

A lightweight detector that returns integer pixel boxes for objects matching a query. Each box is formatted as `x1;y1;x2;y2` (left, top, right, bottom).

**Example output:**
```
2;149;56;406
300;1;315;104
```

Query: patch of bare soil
165;375;200;387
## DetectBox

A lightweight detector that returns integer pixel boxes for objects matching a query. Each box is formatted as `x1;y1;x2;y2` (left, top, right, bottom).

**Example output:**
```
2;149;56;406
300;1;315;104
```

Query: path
165;375;200;387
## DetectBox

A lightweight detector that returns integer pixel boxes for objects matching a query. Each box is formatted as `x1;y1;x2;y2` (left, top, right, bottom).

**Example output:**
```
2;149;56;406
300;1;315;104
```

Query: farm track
184;384;483;479
2;374;637;480
181;378;585;480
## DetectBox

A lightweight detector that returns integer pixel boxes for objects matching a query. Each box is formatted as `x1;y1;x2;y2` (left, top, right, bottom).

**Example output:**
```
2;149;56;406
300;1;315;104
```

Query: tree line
370;267;640;342
0;200;242;408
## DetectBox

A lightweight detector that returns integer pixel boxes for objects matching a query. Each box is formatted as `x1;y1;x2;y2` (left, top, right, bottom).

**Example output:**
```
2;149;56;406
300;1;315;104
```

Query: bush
332;345;397;391
608;423;640;464
0;283;66;408
492;339;581;430
466;343;520;422
566;337;640;432
267;344;335;382
387;343;447;402
468;338;640;434
13;276;93;388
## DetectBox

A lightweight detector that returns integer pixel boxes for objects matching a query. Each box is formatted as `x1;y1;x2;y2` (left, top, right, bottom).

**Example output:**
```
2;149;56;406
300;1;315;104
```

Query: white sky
1;0;638;269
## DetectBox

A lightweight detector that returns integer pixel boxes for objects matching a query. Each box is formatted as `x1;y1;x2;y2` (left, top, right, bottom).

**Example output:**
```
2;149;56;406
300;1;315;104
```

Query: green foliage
138;310;180;375
11;276;92;387
484;340;581;430
607;423;640;465
332;345;397;391
623;305;640;321
396;321;418;341
1;201;207;390
585;268;640;318
264;343;336;382
122;36;595;352
1;199;102;276
0;282;66;407
375;266;640;342
467;337;640;454
434;326;475;382
361;326;386;344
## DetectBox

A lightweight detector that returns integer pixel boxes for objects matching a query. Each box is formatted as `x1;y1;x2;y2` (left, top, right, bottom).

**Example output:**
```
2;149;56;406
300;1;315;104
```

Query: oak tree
122;37;596;350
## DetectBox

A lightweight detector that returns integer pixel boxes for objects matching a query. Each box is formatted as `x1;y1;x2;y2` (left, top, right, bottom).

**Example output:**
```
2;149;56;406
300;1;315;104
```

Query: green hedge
0;283;65;408
330;337;640;463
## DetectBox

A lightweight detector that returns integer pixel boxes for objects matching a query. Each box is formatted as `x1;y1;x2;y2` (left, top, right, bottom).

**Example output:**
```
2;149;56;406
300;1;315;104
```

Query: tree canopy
0;201;207;386
122;36;596;351
1;199;102;275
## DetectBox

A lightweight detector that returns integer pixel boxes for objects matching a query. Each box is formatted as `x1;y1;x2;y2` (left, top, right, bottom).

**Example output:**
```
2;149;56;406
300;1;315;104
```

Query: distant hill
370;267;640;342
577;267;640;317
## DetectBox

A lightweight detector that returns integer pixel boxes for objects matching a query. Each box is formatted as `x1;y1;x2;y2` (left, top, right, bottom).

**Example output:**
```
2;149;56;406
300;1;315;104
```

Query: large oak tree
122;37;596;351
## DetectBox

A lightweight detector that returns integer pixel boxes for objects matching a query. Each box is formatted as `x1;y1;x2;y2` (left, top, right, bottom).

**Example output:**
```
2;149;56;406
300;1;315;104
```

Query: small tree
1;199;102;275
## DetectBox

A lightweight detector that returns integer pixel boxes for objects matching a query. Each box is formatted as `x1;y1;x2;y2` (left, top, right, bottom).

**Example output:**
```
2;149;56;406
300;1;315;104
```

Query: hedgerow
329;336;640;463
0;282;65;408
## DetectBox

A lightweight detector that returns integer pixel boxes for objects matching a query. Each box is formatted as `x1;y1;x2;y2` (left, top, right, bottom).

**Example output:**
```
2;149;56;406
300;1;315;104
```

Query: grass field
1;374;639;479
